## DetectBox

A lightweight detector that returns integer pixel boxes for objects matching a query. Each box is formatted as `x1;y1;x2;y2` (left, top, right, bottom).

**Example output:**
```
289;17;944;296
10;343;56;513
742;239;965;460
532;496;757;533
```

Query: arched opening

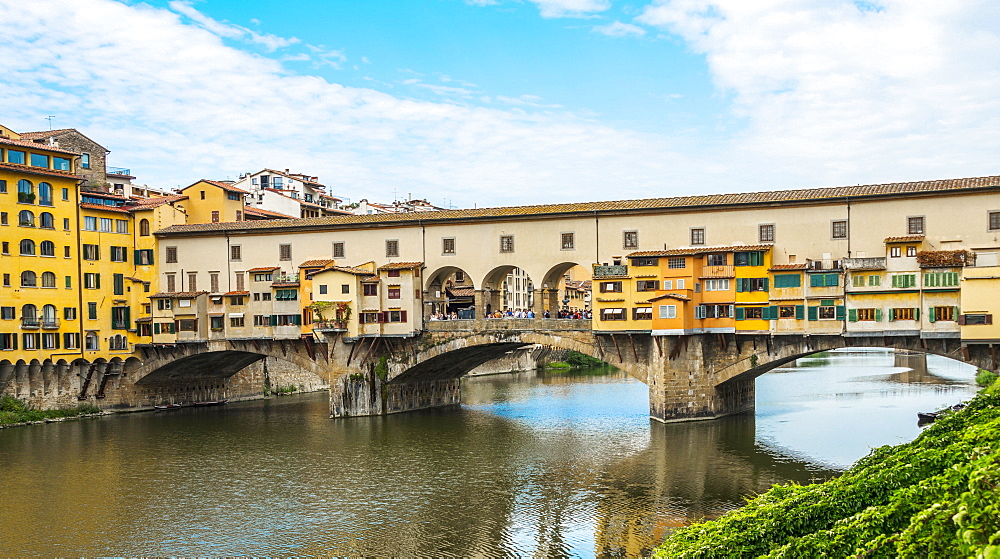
18;210;34;227
85;331;99;351
540;262;592;318
481;265;536;318
139;218;150;236
17;179;33;204
37;182;52;206
41;304;56;327
424;265;476;319
20;271;36;287
39;212;54;229
109;334;128;351
19;238;35;255
39;240;54;256
41;272;56;288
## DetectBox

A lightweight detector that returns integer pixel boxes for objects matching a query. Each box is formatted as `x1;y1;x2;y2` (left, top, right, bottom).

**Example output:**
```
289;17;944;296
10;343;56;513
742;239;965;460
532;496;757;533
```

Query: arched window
110;334;128;351
41;272;56;288
39;212;54;229
42;305;56;326
85;332;99;351
21;304;37;320
140;219;150;236
17;179;34;203
19;239;35;255
18;210;34;227
39;241;55;256
38;182;52;206
20;271;36;287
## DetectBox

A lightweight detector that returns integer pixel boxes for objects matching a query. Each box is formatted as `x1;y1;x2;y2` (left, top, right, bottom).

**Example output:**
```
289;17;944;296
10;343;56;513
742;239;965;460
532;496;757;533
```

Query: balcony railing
592;265;628;278
842;257;887;270
21;317;40;329
700;264;735;278
107;166;132;176
42;318;60;329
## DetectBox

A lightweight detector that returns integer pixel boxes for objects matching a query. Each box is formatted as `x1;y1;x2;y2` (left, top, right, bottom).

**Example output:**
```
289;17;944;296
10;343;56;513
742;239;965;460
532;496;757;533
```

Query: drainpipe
74;177;85;361
594;210;600;265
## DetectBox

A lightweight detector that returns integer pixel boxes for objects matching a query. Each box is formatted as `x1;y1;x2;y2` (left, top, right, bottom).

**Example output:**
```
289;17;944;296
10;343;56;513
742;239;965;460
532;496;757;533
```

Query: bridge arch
481;265;536;315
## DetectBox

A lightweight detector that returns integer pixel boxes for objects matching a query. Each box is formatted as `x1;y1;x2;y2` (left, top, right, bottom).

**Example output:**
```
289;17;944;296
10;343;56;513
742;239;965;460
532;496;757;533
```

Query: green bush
654;390;1000;558
976;369;998;387
564;351;608;368
545;361;572;369
0;396;100;426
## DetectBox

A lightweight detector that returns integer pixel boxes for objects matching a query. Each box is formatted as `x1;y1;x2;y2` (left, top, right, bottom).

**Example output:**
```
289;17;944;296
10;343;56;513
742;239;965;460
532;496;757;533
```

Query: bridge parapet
424;318;591;333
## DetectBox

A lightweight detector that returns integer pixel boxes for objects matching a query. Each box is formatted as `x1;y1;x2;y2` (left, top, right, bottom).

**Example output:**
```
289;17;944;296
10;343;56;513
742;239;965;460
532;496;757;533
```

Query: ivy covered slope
655;382;1000;558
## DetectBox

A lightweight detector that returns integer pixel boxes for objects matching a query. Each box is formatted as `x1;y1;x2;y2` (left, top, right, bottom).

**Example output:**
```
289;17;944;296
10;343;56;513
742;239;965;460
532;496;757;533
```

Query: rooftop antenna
45;116;55;130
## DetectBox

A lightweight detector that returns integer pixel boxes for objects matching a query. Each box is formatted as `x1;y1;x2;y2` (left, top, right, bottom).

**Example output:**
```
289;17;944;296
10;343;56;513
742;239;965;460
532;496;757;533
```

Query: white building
233;169;348;219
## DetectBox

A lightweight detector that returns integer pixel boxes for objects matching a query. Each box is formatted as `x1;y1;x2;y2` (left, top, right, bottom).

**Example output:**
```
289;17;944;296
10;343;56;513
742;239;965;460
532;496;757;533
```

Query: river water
0;349;977;556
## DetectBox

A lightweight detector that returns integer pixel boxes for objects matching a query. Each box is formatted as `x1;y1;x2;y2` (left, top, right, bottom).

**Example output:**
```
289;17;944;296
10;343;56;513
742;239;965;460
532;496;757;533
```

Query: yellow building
733;246;772;333
177;179;247;224
307;261;423;339
591;262;650;333
0;128;84;361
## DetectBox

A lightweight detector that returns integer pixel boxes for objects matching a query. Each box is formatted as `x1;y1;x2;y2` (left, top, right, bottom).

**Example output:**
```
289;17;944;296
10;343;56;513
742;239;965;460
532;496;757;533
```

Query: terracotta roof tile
271;281;299;287
244;205;295;219
157;175;1000;236
0;136;79;155
644;293;691;302
628;244;773;258
80;203;131;214
224;291;250;296
377;262;423;270
134;316;152;323
0;161;81;180
769;263;810;271
150;291;208;298
125;195;187;209
885;235;925;243
446;286;475;298
247;266;280;272
298;259;334;268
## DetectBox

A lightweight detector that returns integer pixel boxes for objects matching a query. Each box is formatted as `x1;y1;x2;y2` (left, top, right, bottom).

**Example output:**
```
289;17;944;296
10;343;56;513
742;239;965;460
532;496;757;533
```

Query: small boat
193;399;228;407
917;411;939;422
153;404;182;411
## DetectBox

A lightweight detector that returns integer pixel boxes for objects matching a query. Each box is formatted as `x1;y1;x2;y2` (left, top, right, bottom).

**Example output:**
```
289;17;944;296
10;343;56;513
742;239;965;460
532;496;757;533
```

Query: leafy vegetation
564;351;608;367
976;368;998;387
0;395;102;426
654;379;1000;558
544;361;572;369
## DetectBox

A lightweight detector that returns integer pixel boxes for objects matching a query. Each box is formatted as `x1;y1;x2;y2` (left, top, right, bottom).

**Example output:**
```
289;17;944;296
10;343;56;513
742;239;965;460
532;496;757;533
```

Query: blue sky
2;0;999;207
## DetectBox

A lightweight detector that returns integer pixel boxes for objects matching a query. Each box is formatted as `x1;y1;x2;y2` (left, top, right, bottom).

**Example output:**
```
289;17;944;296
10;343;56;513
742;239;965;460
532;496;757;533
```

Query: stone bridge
6;323;996;420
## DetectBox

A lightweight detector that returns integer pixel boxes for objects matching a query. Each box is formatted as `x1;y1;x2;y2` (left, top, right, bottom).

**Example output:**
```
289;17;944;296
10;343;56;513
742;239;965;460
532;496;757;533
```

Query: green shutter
769;306;778;320
154;323;160;334
810;274;823;287
762;277;769;292
95;273;101;289
113;273;124;296
914;308;919;321
826;273;838;287
849;308;858;322
795;305;804;319
888;308;896;322
808;306;818;321
928;306;936;323
293;314;302;326
124;307;131;330
271;314;279;326
65;276;71;289
736;279;744;292
876;309;883;321
891;275;899;288
735;307;745;321
836;305;845;321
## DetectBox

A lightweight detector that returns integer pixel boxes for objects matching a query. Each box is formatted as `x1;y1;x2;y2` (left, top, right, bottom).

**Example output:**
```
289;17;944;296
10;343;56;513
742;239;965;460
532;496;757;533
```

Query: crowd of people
427;309;592;320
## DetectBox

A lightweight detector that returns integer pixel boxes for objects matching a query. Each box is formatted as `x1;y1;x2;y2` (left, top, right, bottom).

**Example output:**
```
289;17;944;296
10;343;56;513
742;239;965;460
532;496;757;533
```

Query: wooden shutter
987;315;994;325
401;310;408;323
768;306;778;320
810;274;823;287
735;307;745;320
848;308;858;322
795;305;804;320
808;306;818;321
762;278;769;292
836;305;845;321
888;308;896;322
875;309;883;321
928;307;936;323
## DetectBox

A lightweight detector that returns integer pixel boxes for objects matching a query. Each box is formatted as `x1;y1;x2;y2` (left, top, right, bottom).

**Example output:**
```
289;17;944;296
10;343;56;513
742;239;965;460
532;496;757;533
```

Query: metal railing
107;166;132;176
842;257;887;270
20;317;40;329
592;265;628;278
701;264;735;278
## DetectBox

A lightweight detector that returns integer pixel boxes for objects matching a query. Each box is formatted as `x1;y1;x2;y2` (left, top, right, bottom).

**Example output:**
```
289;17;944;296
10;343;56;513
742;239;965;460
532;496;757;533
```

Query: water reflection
0;349;978;556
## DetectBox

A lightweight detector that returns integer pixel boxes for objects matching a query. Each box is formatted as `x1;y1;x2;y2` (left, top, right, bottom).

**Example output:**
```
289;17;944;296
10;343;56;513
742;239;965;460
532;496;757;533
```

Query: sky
1;0;999;208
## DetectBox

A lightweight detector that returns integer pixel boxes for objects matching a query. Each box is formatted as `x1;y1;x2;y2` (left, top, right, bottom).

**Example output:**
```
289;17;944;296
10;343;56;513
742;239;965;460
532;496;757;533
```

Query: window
116;219;128;234
110;246;127;262
363;283;378;296
623;230;638;249
19;210;34;227
230;245;242;261
990;211;1000;231
230;316;245;328
561;232;574;250
809;273;839;287
706;254;727;266
636;280;659;291
704;278;730;291
235;272;244;291
82;243;98;261
690;228;705;245
442;237;456;255
166;273;176;292
88;302;98;320
907;216;925;235
0;241;6;254
0;212;6;226
736;278;769;292
1;307;13;320
333;241;345;259
136;249;154;265
387;269;401;278
600;308;626;321
676;279;686;289
854;308;878;321
81;153;90;169
63;333;79;350
0;180;5;194
178;319;198;332
99;217;113;232
156;299;172;310
924;272;959;287
388;287;401;299
734;251;765;267
254;315;271;327
84;273;100;289
64;307;77;320
758;224;774;242
961;314;993;325
890;246;901;257
279;244;292;261
632;257;658;267
341;284;350;294
211;210;220;223
39;212;54;228
37;183;52;206
274;289;297;301
890;307;917;321
20;239;35;255
187;273;197;291
84;216;96;231
61;187;69;201
891;274;917;288
930;306;956;322
210;272;220;293
773;274;801;288
111;306;129;329
662;280;673;289
832;220;848;239
140;219;150;236
318;284;328;295
818;306;837;320
385;239;399;258
165;246;178;263
906;246;917;257
41;272;56;288
30;153;49;168
658;305;676;319
868;275;881;287
20;271;36;287
600;281;622;293
360;312;380;324
667;257;685;269
500;235;514;253
633;307;653;320
696;304;732;319
209;316;225;331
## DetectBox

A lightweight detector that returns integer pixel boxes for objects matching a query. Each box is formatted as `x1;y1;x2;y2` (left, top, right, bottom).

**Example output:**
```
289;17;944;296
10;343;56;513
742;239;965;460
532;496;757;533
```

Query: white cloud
592;21;647;37
638;0;1000;184
530;0;611;18
168;0;299;51
0;0;691;207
